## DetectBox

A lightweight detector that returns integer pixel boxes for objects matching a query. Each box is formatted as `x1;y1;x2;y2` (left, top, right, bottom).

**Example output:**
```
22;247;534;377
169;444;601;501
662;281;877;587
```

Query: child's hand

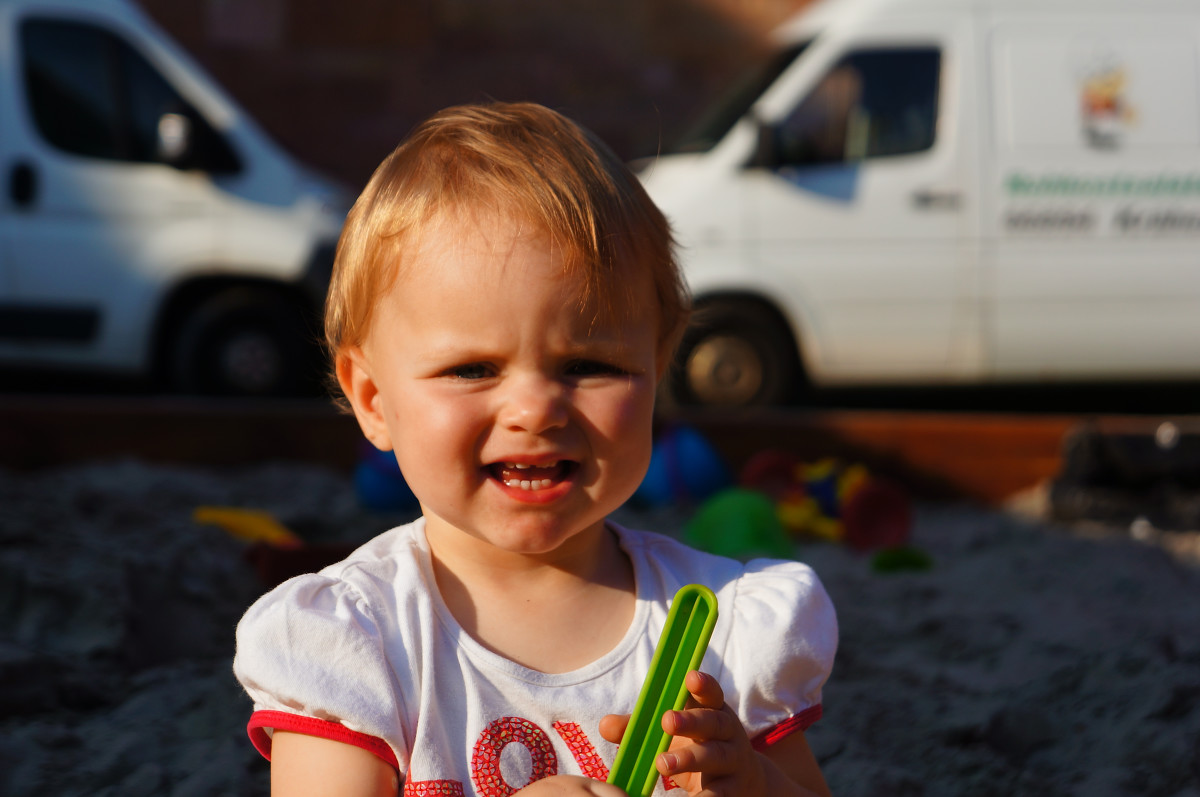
516;774;628;796
657;670;767;796
601;670;767;797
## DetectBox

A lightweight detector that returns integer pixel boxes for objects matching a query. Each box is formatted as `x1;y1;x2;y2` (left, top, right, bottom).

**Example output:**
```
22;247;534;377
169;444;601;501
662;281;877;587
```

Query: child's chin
490;518;607;556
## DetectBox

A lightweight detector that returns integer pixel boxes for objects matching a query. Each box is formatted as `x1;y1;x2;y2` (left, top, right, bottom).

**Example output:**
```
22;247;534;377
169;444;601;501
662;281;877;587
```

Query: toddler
233;102;837;797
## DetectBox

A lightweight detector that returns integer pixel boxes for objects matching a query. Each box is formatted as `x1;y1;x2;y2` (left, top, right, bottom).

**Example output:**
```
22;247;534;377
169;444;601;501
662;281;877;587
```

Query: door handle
9;160;37;209
912;188;962;210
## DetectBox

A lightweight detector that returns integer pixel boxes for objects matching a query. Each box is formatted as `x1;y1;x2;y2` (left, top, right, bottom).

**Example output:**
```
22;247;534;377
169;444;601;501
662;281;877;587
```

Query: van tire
669;298;802;408
170;288;320;397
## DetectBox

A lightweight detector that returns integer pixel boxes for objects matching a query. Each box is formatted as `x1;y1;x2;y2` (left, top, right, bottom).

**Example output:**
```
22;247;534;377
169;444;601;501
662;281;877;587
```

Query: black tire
668;298;802;408
171;288;321;397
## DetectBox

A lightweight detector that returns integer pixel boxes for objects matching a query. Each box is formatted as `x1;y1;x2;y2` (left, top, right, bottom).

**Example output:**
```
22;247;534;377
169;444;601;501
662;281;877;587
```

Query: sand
2;460;1198;796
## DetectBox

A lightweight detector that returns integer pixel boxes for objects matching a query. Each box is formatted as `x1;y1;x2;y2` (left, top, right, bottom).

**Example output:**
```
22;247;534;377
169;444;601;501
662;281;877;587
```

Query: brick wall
135;0;809;188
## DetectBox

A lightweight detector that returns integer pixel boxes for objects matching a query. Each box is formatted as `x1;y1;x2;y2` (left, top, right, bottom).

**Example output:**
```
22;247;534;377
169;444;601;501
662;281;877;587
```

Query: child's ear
336;346;394;451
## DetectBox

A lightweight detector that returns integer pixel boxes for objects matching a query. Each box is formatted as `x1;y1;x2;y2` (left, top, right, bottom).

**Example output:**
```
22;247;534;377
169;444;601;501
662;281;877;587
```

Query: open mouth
487;461;577;491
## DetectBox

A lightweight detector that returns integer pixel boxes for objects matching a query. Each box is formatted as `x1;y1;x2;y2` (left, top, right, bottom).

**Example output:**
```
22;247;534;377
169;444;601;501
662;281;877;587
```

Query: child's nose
499;373;569;434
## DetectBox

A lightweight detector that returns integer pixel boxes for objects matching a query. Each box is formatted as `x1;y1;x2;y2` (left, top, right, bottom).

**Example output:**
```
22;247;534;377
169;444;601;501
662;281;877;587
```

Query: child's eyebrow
410;341;492;365
564;331;631;350
562;339;644;364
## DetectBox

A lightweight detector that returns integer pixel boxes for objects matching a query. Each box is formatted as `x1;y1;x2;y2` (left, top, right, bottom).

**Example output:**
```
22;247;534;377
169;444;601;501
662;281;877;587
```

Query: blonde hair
324;102;688;396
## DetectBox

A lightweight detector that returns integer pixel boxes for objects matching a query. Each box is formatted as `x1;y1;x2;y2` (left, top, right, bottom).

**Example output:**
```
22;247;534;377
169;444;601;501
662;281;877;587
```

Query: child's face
339;207;661;558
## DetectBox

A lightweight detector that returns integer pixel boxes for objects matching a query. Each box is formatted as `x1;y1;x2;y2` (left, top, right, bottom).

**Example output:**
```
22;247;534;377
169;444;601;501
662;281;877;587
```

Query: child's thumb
598;713;630;744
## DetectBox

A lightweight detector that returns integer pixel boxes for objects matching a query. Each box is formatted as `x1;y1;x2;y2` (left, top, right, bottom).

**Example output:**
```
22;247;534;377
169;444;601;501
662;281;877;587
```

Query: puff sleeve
233;573;408;770
718;558;838;745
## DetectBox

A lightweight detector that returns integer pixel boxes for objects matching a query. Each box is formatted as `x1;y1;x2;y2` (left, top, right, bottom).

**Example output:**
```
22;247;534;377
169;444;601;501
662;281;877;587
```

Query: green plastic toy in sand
607;584;718;797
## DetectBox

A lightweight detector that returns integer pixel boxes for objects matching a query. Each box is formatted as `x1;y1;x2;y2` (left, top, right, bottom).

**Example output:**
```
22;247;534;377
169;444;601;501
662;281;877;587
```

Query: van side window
775;47;940;166
21;18;240;173
21;20;123;160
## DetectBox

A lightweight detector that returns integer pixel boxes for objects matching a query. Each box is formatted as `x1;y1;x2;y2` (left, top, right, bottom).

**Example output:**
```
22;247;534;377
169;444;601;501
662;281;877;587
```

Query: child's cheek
589;379;652;422
389;386;481;455
596;381;657;456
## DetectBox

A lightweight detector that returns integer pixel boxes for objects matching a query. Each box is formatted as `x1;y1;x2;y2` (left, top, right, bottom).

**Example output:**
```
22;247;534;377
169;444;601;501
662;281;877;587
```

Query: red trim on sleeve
247;709;399;770
750;704;823;751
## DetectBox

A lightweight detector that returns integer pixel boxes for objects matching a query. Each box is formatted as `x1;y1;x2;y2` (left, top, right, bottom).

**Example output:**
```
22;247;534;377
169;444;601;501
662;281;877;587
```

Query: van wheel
670;299;801;408
171;288;320;397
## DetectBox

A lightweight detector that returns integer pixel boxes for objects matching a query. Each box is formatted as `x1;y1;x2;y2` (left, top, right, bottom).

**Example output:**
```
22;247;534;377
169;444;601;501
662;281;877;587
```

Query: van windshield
670;41;811;154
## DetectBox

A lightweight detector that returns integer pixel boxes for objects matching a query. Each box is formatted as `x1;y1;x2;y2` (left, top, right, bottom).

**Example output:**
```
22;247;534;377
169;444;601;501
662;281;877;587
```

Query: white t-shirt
234;519;837;797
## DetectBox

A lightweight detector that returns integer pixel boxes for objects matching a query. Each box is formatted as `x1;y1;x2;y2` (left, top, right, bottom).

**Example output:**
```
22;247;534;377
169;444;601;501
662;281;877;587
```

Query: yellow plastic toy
777;494;843;542
193;506;304;549
740;452;912;551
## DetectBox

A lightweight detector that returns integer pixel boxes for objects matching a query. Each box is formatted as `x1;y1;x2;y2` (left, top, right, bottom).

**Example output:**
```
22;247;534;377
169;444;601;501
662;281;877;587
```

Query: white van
643;0;1200;407
0;0;351;395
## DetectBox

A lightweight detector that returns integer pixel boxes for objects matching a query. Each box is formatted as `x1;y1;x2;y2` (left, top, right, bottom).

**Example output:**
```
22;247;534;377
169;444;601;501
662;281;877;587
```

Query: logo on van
1079;55;1136;150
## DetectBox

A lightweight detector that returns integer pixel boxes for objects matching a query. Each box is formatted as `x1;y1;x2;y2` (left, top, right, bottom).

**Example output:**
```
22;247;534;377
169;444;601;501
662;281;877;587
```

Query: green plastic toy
684;488;794;560
869;544;934;573
607;584;719;797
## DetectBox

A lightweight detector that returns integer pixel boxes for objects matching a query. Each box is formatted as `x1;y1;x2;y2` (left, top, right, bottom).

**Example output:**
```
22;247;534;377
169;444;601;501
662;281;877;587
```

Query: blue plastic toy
634;424;732;508
354;443;420;512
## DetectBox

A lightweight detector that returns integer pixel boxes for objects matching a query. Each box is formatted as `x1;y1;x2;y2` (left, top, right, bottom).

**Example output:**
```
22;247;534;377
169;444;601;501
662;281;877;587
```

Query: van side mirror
156;112;193;167
155;111;243;175
746;119;781;169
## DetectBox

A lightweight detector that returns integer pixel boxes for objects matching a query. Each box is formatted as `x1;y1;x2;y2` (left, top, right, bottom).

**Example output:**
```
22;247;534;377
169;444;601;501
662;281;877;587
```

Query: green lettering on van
1006;172;1200;197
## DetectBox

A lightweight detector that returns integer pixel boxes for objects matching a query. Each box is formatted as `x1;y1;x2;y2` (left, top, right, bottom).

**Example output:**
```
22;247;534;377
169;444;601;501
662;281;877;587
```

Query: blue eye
447;363;492;380
566;360;627;378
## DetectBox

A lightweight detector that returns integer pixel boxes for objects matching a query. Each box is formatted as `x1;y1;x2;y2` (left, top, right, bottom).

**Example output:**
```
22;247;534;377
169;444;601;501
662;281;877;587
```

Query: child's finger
683;669;725;708
656;740;739;778
661;704;740;742
597;713;629;744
